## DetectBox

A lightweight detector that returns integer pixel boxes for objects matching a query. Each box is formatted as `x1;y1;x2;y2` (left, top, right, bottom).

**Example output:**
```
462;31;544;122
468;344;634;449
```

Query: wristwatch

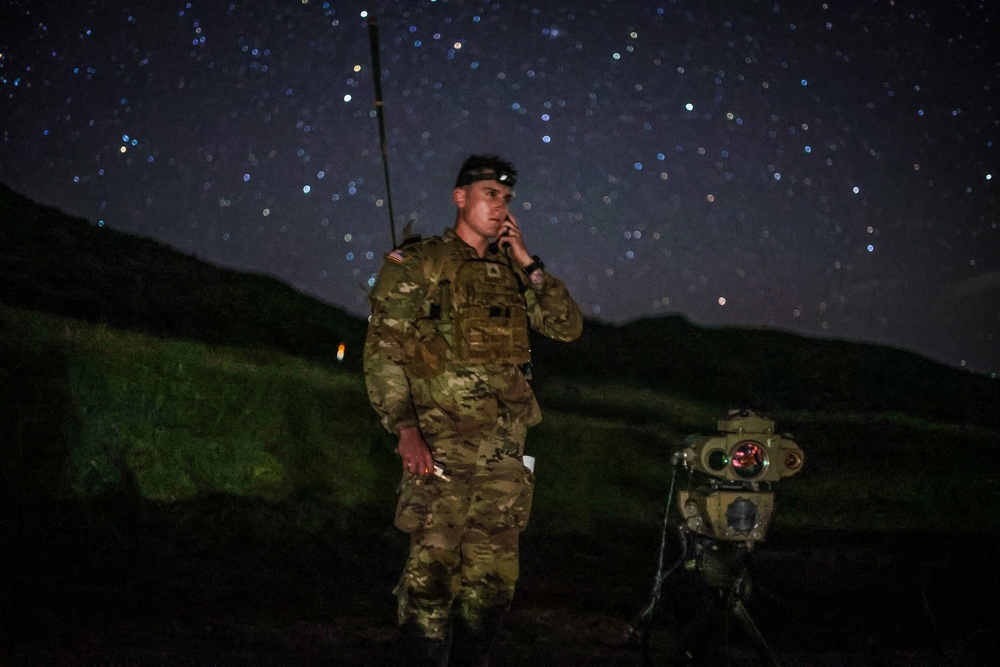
521;255;545;276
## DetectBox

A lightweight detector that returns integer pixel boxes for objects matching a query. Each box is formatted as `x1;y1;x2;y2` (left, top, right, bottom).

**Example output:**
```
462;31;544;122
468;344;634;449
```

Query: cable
625;457;687;643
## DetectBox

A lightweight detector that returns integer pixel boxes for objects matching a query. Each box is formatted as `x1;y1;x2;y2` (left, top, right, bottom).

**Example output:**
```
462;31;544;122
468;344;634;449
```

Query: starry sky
1;0;997;375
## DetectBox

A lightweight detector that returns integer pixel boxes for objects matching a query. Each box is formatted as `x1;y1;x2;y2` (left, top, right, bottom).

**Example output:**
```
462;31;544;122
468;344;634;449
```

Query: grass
1;305;396;509
2;303;998;551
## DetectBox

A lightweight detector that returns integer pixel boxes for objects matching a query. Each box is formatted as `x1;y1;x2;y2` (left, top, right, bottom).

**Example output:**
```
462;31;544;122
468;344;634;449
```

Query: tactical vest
422;240;531;367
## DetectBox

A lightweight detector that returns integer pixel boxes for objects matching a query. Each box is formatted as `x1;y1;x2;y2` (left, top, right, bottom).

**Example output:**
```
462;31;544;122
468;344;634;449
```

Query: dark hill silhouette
0;182;366;370
3;181;997;424
531;313;999;425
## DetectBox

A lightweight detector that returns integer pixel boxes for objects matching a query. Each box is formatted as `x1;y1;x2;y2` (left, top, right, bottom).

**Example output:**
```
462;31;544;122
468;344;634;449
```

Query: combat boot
398;625;448;667
448;606;506;667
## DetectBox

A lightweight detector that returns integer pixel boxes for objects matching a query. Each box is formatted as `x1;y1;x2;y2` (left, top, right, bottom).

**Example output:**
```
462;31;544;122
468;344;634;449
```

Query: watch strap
521;255;545;276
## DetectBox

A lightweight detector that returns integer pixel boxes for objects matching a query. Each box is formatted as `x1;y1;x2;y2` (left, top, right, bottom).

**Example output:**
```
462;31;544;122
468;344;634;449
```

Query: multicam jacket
364;228;583;445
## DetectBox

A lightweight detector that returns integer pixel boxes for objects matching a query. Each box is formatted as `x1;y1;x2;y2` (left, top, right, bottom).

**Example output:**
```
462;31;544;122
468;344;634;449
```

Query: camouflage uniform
364;228;582;658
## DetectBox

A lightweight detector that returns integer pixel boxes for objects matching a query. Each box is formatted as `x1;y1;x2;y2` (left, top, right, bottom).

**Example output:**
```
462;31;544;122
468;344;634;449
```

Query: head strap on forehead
455;168;517;189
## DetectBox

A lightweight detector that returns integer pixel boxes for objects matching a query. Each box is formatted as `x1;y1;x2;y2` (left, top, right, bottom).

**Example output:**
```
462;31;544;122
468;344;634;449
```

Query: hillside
2;300;998;665
3;182;999;664
0;182;366;371
3;181;997;427
531;315;1000;427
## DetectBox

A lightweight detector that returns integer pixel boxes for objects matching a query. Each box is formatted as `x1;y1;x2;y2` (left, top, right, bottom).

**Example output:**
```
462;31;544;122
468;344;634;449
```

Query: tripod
629;412;802;665
631;530;782;667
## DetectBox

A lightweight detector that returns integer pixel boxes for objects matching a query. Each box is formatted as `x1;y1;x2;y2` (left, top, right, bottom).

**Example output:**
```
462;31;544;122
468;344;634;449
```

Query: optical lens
731;441;766;479
707;449;729;471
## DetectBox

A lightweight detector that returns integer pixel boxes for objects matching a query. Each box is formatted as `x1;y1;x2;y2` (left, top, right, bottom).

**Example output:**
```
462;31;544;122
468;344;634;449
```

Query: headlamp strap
456;169;517;188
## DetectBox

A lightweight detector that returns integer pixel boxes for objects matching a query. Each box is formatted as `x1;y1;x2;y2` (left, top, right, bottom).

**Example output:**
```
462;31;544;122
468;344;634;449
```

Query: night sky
1;1;997;375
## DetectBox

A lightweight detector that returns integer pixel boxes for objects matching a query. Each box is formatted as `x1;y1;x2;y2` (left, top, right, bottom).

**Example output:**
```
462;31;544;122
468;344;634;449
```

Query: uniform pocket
394;470;467;534
508;465;535;532
403;323;448;379
394;474;434;533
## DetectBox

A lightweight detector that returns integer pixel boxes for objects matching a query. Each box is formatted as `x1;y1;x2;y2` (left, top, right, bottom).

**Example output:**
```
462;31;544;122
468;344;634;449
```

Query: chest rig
423;242;531;366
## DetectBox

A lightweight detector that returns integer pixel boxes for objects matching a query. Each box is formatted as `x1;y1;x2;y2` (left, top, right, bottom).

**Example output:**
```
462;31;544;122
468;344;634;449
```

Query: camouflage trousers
394;452;535;641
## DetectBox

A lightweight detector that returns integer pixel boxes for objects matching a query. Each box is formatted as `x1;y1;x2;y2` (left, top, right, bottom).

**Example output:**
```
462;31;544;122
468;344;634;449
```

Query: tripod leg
728;595;782;667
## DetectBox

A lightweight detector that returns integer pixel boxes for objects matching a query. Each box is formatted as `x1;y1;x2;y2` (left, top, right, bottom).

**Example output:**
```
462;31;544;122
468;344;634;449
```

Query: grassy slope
4;304;996;545
1;305;391;505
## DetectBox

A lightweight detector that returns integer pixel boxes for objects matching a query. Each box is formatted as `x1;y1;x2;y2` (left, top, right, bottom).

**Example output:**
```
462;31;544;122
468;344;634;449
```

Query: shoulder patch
386;248;410;264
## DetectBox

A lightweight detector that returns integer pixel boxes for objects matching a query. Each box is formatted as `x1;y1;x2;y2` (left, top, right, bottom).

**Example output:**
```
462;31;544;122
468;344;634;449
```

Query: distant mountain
531;311;999;426
3;181;996;425
0;182;366;370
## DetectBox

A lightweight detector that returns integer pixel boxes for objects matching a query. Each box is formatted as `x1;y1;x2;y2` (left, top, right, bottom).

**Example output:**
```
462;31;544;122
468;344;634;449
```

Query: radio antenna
367;13;398;248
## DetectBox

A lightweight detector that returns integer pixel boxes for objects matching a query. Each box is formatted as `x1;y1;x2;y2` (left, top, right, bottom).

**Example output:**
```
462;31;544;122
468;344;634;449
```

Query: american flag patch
387;248;410;263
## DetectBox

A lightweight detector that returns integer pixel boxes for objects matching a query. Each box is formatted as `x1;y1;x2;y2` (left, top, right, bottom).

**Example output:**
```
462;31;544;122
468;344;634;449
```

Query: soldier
364;155;583;666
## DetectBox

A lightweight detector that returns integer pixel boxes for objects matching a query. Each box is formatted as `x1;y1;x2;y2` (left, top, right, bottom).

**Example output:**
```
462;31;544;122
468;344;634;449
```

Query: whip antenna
367;14;398;248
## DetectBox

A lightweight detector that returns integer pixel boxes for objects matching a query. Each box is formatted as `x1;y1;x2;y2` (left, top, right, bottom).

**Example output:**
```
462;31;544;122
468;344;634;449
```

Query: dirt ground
4;512;998;667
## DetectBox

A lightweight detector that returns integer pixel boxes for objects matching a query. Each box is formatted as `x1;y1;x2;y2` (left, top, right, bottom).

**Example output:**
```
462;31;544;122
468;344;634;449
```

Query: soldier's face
454;180;514;241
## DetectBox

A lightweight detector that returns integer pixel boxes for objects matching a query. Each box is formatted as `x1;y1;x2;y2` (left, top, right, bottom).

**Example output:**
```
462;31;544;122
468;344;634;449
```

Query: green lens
707;449;729;471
